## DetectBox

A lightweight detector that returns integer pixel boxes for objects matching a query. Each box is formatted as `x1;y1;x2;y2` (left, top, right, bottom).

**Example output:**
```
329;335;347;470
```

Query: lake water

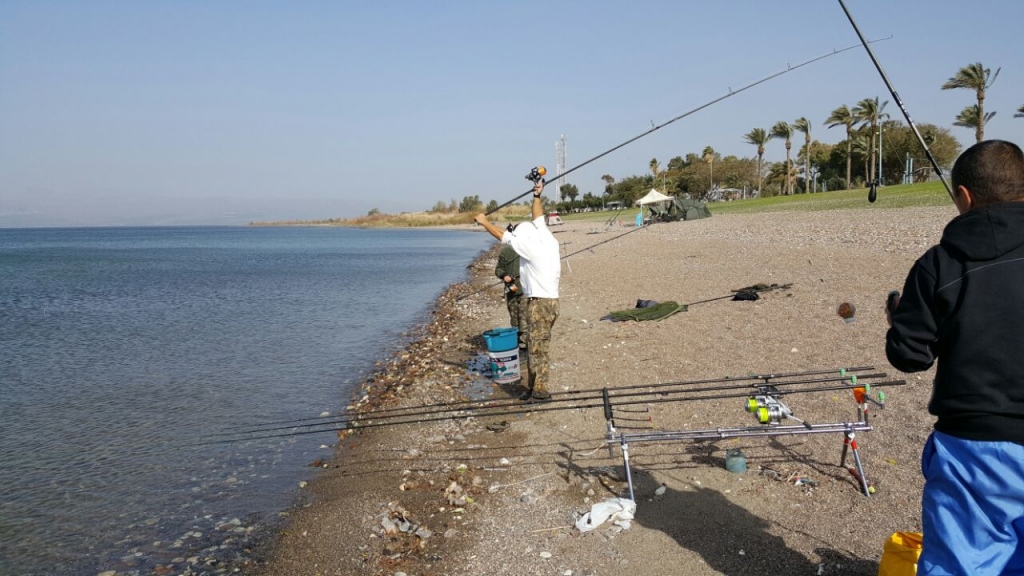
0;226;489;575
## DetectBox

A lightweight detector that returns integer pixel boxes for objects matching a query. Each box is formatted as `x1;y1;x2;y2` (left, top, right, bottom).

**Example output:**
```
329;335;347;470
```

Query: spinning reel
525;166;547;185
746;394;811;428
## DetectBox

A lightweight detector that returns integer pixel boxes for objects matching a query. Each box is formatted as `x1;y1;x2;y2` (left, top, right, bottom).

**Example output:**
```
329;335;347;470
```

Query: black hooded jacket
887;201;1024;444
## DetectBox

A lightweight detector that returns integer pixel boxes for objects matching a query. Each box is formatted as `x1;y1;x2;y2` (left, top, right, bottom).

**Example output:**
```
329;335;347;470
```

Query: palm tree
953;104;996;136
852;129;872;185
702;146;716;191
825;105;857;190
649;158;660;179
744;128;769;196
941;62;1000;142
792;117;812;193
853;97;888;184
1015;104;1024;118
770;121;794;195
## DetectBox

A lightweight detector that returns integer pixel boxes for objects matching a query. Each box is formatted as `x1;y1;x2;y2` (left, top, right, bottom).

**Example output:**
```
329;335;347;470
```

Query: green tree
770;121;794;195
743;128;770;195
764;162;789;197
428;200;448;213
702;146;716;190
792;117;812;193
458;195;482;213
666;156;687;172
559;183;579;206
853;97;888;184
852;128;872;185
649;158;661;178
825;105;858;190
953;104;996;137
367;208;381;216
486;199;499;212
600;174;615;194
941;62;1000;142
875;121;961;184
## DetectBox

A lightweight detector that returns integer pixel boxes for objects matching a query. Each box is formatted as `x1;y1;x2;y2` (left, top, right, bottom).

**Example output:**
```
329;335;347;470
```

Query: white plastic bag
575;497;637;532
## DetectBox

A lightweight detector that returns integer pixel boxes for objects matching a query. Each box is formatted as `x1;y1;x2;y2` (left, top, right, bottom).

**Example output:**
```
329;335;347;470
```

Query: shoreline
261;207;951;576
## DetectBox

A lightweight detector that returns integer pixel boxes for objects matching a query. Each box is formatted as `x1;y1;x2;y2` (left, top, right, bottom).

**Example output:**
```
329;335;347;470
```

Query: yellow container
877;531;922;576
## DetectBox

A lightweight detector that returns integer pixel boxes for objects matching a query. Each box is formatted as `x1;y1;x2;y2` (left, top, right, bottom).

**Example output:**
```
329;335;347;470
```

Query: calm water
0;226;489;575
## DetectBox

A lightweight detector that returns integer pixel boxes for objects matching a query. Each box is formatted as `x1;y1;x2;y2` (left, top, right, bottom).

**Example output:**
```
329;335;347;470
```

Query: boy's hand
885;290;900;326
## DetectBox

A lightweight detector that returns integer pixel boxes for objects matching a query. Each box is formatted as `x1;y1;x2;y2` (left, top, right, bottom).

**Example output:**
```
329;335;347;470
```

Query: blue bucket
483;327;518;353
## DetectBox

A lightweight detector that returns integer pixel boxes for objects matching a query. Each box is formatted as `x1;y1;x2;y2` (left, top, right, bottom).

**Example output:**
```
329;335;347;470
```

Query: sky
2;1;1022;227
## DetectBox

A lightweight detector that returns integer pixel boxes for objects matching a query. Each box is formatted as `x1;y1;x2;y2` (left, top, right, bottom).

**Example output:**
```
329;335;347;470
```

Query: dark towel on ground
603;301;687;322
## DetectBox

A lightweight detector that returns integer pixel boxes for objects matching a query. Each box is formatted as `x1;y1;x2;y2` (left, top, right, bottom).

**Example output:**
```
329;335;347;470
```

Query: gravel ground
261;205;955;576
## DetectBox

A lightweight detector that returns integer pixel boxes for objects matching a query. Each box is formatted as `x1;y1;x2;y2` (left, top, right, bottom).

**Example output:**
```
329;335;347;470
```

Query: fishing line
485;37;890;216
837;0;953;203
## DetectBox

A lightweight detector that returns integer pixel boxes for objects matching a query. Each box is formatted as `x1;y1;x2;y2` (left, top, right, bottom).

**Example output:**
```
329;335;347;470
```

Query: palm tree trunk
845;128;852;190
804;136;811;194
785;151;792;195
977;92;985;142
757;154;763;195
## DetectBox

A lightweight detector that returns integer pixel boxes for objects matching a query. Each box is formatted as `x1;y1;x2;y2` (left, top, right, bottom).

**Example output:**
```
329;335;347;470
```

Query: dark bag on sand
732;290;759;301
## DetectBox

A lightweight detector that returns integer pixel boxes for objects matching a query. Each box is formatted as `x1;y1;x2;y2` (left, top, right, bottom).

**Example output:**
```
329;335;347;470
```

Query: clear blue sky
2;1;1022;226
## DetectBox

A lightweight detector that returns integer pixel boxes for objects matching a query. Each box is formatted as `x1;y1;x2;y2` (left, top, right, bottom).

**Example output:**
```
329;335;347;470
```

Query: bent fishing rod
485;37;889;216
199;377;906;445
837;0;953;204
213;367;884;437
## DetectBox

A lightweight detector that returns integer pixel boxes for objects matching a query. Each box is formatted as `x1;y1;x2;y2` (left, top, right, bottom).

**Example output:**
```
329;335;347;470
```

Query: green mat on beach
604;301;687;322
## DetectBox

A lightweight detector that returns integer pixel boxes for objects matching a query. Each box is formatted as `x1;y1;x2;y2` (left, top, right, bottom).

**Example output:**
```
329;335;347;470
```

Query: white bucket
488;348;521;384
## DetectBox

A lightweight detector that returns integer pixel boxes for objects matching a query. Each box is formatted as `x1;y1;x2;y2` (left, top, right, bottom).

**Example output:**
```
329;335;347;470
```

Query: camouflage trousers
524;297;559;394
506;295;528;347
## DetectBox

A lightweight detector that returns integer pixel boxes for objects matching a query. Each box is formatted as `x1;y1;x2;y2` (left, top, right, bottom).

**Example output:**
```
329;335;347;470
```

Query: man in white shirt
475;181;561;402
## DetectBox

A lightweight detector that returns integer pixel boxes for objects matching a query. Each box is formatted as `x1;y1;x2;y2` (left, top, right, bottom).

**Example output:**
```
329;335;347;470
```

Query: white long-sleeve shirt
501;215;560;298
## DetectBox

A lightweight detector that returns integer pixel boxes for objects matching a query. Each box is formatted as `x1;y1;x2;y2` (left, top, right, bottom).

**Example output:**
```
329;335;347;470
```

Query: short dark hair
951;140;1024;205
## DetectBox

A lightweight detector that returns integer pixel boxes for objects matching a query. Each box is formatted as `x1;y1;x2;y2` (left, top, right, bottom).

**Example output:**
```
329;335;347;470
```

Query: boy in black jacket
886;140;1024;575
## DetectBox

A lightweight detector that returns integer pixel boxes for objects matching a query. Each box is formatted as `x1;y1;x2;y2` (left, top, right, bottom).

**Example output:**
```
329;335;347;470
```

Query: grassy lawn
559;181;956;222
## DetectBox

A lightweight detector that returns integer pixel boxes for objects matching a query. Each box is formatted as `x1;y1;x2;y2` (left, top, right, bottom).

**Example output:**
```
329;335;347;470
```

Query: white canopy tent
635;189;673;205
635;189;673;225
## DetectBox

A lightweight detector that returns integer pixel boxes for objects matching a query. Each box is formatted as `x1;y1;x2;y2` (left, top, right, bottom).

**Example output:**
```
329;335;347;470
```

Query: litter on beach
575;497;636;532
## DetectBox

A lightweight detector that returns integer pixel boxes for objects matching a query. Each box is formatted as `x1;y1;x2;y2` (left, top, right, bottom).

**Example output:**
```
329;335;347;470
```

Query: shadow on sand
632;483;879;576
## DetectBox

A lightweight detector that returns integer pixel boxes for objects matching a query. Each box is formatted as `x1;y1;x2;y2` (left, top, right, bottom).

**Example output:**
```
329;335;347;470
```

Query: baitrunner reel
504;275;519;294
525;166;547;185
746;395;811;428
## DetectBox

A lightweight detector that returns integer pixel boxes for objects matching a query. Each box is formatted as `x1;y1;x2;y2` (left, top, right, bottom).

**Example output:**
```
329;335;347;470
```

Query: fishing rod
485;37;890;216
198;378;906;445
836;0;953;204
221;365;877;433
211;370;889;439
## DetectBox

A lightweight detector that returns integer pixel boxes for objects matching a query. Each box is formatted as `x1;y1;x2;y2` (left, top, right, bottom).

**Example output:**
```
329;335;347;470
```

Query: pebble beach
261;205;954;576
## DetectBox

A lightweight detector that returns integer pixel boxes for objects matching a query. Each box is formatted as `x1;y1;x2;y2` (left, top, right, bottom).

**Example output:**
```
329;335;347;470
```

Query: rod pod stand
602;387;637;501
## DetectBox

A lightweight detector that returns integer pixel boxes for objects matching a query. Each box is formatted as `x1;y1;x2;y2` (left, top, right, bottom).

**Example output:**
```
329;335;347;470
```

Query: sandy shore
260;205;954;576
